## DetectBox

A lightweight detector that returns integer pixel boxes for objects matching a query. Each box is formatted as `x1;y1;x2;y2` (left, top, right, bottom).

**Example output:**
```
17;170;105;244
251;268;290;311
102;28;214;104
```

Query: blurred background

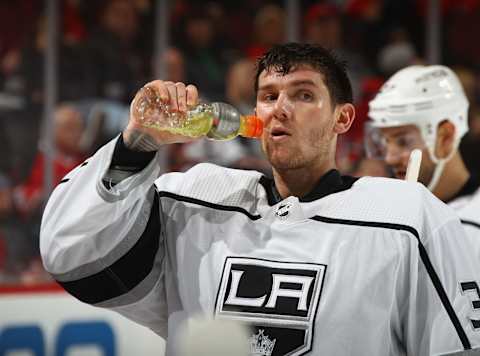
0;0;479;353
1;0;480;286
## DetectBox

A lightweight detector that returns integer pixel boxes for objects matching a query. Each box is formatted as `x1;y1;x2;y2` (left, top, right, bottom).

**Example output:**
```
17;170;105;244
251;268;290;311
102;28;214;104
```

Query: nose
384;144;405;166
272;93;293;121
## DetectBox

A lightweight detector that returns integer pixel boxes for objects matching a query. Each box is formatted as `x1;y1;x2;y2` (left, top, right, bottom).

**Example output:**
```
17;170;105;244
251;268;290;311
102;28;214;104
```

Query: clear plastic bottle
132;86;263;140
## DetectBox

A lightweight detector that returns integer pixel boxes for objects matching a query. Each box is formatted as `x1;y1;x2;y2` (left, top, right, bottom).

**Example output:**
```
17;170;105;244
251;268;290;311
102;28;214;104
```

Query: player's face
255;66;337;170
379;125;435;184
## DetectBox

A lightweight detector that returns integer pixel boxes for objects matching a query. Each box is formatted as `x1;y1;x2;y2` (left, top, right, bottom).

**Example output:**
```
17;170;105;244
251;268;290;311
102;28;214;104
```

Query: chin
269;155;306;171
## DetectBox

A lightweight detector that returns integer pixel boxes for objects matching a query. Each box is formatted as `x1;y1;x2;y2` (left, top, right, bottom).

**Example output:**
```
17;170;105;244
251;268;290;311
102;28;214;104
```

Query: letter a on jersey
215;257;326;355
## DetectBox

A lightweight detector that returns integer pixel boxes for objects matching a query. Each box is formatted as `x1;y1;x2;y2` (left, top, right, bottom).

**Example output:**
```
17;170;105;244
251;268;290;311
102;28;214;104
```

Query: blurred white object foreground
178;317;250;356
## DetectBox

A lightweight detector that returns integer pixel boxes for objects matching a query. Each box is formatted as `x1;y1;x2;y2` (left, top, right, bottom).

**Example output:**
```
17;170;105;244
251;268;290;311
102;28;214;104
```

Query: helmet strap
427;158;446;191
426;137;460;192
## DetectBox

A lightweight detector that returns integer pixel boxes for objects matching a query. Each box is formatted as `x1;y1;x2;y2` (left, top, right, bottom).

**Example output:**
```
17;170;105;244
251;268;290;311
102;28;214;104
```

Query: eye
296;90;314;102
396;137;409;148
259;92;277;102
396;135;417;149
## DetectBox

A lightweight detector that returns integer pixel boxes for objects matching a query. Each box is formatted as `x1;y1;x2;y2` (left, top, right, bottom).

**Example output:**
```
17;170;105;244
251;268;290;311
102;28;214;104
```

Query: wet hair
254;42;353;105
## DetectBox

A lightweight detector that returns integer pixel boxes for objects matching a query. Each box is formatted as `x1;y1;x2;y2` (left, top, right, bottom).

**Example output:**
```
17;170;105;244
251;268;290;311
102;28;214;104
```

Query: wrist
123;129;162;152
112;134;157;170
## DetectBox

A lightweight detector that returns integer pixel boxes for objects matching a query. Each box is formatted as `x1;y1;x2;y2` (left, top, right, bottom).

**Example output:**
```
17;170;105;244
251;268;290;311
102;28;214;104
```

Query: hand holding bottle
123;80;263;152
123;80;200;151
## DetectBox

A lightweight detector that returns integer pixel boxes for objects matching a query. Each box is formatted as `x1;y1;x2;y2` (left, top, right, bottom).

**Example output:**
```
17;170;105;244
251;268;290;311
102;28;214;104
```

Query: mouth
269;127;291;141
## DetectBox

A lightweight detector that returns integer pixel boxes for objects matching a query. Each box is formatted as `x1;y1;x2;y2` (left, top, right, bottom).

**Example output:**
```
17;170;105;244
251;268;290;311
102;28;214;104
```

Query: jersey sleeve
401;193;480;355
40;136;170;337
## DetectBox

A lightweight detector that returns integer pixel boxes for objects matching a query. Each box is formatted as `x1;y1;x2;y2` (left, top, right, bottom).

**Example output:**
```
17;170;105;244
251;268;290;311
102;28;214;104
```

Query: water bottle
132;86;263;140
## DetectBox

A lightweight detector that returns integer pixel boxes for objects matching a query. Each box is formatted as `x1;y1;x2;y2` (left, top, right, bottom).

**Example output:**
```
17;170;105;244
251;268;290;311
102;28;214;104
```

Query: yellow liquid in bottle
134;91;261;140
167;112;214;138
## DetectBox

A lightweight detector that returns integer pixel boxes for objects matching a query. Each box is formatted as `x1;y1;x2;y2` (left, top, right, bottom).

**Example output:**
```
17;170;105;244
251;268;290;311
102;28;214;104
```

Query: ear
333;103;355;134
434;120;456;158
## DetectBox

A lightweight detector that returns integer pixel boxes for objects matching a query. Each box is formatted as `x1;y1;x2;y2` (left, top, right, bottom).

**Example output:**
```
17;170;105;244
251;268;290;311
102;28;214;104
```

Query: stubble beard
263;128;333;171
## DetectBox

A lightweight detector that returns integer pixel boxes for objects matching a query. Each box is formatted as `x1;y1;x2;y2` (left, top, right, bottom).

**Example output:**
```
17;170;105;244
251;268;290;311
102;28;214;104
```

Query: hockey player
367;65;480;258
40;43;480;355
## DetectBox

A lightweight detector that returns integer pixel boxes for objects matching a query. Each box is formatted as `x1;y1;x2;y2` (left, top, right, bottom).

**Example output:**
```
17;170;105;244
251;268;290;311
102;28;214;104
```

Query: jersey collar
259;169;358;206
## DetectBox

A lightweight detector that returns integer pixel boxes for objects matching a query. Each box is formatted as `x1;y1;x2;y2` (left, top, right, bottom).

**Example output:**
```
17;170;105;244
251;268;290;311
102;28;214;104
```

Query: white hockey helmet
367;65;469;190
368;65;469;151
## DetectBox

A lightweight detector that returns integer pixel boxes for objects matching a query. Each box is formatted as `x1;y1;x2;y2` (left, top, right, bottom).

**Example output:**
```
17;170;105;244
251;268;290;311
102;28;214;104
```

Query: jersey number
460;281;480;330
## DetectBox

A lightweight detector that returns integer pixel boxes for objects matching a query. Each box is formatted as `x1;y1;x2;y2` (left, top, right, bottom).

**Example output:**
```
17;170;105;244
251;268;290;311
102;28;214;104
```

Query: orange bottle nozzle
240;115;263;138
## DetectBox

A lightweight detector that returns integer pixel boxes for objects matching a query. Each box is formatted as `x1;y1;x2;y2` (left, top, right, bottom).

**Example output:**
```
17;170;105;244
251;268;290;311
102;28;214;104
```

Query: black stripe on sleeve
461;220;480;230
57;161;88;186
57;192;161;304
158;191;261;221
310;215;472;350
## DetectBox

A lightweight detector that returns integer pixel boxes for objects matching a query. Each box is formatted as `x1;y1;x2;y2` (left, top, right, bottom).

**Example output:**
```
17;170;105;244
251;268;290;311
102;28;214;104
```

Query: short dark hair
254;42;353;105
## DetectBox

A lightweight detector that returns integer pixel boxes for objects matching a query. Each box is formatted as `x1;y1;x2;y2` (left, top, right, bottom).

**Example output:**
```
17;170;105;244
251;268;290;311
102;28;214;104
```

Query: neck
272;159;336;199
432;151;470;202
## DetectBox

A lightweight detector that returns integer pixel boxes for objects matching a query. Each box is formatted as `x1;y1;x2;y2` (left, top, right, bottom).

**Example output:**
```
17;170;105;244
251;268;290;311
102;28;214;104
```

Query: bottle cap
241;115;263;138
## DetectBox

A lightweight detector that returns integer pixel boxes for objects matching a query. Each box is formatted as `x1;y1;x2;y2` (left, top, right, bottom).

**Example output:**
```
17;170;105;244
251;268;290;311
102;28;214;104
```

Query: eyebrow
257;79;318;92
389;129;416;138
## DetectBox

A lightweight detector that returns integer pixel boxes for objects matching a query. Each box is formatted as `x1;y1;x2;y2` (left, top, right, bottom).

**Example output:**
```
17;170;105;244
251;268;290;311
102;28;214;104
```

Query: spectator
13;103;86;219
377;27;421;77
245;4;285;59
2;9;95;184
13;14;95;106
225;58;256;116
0;103;86;281
86;0;147;103
180;8;230;102
225;58;271;174
303;2;372;101
161;47;186;84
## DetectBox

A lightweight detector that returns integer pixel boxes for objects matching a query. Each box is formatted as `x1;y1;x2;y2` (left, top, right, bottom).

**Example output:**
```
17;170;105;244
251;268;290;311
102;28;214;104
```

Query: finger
155;81;170;103
143;80;169;103
165;81;178;111
175;82;187;113
186;84;199;108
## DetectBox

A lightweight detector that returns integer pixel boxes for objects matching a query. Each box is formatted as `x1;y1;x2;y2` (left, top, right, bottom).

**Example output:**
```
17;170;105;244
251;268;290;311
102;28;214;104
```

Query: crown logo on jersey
249;329;276;356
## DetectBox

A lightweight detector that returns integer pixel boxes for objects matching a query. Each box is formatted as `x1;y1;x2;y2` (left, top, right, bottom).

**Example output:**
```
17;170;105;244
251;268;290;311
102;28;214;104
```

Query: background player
367;64;480;253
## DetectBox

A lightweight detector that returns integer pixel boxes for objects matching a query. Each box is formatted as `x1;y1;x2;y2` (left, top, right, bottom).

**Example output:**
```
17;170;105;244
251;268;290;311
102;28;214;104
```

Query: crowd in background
0;0;479;285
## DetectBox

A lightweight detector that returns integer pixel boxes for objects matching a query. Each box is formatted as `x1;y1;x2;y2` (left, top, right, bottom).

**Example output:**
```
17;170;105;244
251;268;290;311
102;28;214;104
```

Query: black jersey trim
310;215;472;350
58;161;89;185
110;134;156;172
158;191;261;220
259;170;358;205
57;192;161;304
461;220;480;230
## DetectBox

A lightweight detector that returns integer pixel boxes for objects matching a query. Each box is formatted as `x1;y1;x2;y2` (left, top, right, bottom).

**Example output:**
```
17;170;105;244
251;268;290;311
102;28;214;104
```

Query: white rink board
0;290;165;355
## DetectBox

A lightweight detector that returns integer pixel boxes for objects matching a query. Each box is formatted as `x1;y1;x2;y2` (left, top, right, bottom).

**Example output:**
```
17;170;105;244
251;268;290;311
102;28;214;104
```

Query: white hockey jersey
40;137;480;356
448;180;480;269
